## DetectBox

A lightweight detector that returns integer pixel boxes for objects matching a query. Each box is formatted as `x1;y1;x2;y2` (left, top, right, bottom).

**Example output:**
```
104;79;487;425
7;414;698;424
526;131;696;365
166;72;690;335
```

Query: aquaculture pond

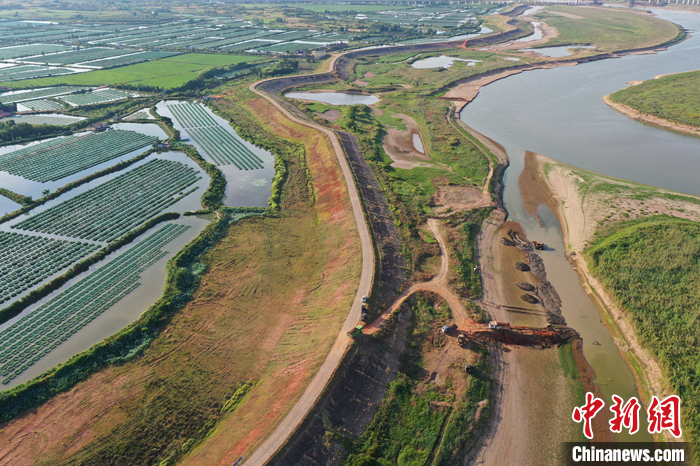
0;216;209;388
157;100;275;208
0;122;167;199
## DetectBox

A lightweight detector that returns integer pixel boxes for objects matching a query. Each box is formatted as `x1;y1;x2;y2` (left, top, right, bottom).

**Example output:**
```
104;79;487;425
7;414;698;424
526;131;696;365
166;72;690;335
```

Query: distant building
91;123;107;131
0;111;11;119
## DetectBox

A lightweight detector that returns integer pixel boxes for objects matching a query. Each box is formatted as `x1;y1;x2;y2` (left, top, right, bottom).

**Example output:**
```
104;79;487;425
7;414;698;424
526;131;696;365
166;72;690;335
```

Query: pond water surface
285;91;379;106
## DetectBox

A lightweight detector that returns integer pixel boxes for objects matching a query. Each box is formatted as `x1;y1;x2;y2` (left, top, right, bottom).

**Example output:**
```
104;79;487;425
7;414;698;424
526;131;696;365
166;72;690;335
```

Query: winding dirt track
366;218;469;332
243;69;375;466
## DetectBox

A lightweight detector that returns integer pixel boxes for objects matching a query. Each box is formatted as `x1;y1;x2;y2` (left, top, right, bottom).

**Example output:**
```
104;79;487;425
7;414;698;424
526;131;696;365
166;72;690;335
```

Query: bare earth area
381;112;432;169
315;108;342;122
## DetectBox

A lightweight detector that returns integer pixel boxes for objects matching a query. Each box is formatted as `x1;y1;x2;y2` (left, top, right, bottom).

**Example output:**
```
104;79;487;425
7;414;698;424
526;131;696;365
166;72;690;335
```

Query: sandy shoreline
603;94;700;138
519;152;695;443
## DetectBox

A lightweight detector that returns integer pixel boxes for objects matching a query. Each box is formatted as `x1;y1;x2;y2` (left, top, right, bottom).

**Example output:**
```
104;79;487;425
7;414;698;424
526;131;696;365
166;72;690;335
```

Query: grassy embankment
342;293;491;466
609;69;700;128
292;51;530;279
533;5;682;52
586;216;700;456
0;81;361;466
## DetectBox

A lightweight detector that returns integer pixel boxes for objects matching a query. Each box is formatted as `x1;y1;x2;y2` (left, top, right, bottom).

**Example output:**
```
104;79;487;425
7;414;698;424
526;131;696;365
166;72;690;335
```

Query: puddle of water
156;100;275;208
523;45;595;57
412;133;425;153
515;21;543;43
286;91;379;106
411;55;482;69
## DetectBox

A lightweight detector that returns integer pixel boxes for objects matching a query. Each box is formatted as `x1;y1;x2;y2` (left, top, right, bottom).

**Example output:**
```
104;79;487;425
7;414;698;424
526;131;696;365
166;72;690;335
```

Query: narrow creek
461;8;700;442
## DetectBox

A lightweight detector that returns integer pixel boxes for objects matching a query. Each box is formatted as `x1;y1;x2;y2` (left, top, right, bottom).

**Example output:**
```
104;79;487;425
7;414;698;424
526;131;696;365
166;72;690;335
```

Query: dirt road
243;77;375;466
366;218;470;331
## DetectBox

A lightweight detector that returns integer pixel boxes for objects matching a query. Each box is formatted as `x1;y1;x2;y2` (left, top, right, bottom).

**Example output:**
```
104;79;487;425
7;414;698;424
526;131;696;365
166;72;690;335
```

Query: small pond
411;55;483;69
286;91;379;106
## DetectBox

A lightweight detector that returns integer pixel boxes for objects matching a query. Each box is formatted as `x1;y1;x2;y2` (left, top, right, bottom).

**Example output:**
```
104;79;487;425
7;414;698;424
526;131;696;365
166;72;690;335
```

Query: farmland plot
0;223;189;384
0;86;88;104
13;158;201;242
57;89;131;106
21;47;131;66
0;114;84;126
0;44;71;60
0;65;78;82
79;51;179;69
16;99;65;112
0;130;158;182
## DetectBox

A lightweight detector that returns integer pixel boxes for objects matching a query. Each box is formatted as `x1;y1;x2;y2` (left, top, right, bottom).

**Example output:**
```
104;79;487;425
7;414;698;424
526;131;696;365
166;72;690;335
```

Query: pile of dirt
526;252;546;279
500;237;516;246
515;262;530;272
521;294;539;304
515;282;535;291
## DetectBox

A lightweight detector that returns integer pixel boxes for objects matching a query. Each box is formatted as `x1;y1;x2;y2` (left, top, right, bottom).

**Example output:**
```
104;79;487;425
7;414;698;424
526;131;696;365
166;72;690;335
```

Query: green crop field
0;130;157;182
0;232;99;305
0;223;189;384
586;216;700;452
13;158;201;242
610;70;700;128
0;60;208;89
161;53;250;67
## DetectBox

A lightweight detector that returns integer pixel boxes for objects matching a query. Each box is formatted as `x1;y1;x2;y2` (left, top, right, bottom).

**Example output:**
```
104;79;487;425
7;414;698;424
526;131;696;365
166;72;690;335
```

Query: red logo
573;393;682;439
609;395;640;435
572;392;605;439
647;395;682;438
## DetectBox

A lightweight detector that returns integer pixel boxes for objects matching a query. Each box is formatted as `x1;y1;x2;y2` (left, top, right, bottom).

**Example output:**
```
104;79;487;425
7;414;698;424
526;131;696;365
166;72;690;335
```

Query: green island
609;69;700;129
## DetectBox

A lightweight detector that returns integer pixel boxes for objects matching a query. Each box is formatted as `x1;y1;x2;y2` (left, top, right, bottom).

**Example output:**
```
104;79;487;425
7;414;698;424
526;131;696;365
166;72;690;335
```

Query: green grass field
535;6;681;52
161;53;251;67
609;70;700;128
586;216;700;453
279;3;409;12
0;56;247;89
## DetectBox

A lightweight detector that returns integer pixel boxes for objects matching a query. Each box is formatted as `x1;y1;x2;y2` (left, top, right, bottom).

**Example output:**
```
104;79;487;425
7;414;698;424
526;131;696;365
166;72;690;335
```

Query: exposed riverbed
462;7;700;444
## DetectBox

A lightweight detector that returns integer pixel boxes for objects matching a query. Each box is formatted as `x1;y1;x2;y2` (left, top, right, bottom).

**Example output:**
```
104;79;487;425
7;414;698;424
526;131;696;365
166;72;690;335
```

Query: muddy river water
461;8;700;442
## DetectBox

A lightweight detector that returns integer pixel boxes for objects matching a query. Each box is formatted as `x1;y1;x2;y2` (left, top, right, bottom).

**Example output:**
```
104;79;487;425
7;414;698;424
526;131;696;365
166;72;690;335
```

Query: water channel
461;8;700;441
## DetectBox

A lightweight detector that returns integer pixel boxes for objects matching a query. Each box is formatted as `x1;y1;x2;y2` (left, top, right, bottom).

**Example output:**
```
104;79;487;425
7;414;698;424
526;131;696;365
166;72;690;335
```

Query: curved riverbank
603;94;700;138
519;151;696;443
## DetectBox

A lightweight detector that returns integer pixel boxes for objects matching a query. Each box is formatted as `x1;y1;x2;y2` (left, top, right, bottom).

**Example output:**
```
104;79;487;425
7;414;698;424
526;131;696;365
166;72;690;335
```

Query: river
461;7;700;443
